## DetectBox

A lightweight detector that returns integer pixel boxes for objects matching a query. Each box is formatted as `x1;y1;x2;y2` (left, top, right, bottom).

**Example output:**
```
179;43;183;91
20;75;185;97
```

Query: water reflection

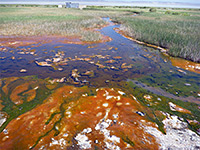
0;18;200;88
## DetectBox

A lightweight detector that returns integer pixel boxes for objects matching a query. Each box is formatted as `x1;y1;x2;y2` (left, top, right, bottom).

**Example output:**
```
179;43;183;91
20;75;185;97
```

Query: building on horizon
66;2;79;8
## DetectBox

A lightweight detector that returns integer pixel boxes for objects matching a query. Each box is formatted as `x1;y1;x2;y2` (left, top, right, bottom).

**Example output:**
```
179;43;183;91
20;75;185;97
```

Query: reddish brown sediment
105;59;116;63
0;20;112;48
0;85;82;149
2;77;19;95
0;100;4;111
0;85;161;149
0;34;112;49
0;37;38;48
121;63;133;69
169;57;200;74
54;46;63;48
10;81;36;105
113;56;122;59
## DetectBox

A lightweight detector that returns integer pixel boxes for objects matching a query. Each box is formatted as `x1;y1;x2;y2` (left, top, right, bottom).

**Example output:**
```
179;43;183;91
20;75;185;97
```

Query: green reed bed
115;10;200;62
0;7;107;42
1;6;200;61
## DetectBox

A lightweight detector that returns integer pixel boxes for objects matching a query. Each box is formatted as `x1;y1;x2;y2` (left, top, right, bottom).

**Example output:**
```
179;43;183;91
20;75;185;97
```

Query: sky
111;0;199;2
1;0;199;3
0;0;200;8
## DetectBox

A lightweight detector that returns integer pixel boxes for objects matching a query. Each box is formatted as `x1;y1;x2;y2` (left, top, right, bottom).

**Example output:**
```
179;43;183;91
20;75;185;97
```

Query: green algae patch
114;80;200;135
0;82;160;149
0;76;54;132
138;71;200;98
122;136;135;147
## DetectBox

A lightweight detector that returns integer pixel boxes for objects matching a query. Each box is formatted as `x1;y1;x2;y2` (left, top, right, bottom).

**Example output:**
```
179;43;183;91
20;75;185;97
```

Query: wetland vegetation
0;7;107;41
86;6;200;62
1;5;200;61
0;4;200;150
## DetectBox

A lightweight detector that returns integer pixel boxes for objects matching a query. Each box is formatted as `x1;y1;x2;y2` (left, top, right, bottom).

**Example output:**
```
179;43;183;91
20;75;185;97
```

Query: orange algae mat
0;86;159;149
0;35;112;48
169;57;200;74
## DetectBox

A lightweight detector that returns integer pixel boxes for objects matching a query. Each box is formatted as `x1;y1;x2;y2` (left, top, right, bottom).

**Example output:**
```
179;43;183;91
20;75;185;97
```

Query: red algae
0;100;4;111
34;88;159;149
0;34;112;48
0;85;80;149
169;57;200;74
10;81;35;105
23;89;37;102
2;77;19;95
0;85;161;149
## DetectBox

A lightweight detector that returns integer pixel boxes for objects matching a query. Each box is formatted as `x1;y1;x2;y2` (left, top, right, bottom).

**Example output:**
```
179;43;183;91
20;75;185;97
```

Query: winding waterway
0;18;200;102
0;17;200;150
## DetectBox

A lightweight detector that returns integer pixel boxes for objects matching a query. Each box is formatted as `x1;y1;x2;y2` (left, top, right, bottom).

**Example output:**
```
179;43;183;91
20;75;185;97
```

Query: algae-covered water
0;18;200;150
1;18;199;100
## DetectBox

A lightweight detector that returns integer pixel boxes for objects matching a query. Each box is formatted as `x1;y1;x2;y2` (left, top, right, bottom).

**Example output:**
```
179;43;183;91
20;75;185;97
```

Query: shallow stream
0;18;199;102
0;17;200;150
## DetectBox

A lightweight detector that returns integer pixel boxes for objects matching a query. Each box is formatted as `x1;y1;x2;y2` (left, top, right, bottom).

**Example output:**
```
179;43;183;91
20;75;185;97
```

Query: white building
58;5;63;8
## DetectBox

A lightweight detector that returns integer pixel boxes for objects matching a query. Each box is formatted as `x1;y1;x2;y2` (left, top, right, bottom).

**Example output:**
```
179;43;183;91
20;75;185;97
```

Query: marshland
1;5;200;61
0;4;200;150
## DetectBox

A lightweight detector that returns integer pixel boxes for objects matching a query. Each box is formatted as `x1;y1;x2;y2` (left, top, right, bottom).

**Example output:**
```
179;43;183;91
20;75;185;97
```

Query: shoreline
0;34;112;48
114;27;200;74
114;27;168;54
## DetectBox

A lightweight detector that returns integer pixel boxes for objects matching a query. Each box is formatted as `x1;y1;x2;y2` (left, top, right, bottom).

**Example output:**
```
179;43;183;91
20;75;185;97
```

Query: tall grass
0;7;107;42
0;18;104;40
115;11;200;62
0;6;199;61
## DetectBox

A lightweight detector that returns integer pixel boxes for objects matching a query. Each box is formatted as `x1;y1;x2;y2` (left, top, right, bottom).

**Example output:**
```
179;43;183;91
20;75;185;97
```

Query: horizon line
0;1;200;9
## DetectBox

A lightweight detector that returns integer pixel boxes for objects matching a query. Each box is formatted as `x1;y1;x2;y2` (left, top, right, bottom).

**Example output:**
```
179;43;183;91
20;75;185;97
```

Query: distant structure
79;5;87;10
66;2;79;8
58;5;63;8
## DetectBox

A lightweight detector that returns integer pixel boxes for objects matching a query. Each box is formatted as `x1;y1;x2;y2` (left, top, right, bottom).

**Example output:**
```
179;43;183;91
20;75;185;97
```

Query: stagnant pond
0;18;200;102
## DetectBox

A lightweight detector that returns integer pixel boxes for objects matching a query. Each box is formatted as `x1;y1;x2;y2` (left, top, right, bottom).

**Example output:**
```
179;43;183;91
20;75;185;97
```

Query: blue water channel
0;18;199;101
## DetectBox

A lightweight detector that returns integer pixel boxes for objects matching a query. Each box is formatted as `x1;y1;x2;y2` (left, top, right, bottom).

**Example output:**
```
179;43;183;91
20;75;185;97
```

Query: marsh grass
0;18;104;40
0;7;107;42
116;10;200;62
1;6;200;61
